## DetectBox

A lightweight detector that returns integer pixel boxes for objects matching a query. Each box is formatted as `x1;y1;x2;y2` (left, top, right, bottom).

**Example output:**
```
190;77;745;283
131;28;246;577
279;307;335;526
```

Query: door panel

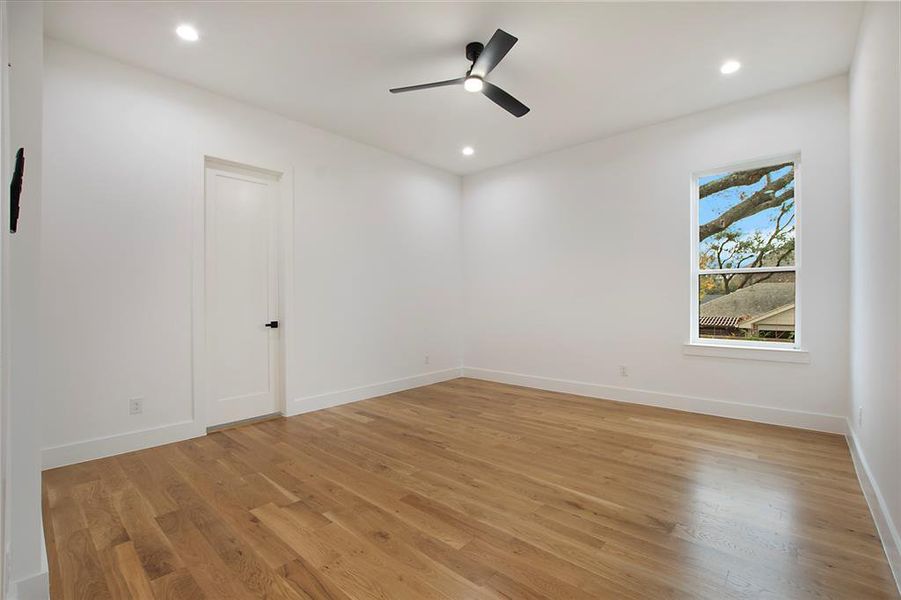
206;166;279;426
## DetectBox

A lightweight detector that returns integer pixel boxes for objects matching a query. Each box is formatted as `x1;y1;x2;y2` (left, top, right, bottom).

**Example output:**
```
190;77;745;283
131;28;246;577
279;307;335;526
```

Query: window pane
699;272;795;343
699;162;795;270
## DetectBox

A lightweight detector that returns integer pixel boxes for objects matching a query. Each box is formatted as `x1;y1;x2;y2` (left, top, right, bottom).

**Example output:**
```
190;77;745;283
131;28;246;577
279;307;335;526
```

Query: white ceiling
44;2;863;175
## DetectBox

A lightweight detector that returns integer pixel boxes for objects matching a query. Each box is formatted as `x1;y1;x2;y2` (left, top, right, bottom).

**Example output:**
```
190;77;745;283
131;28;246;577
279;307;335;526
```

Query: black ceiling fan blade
389;77;465;93
471;29;517;78
482;81;530;117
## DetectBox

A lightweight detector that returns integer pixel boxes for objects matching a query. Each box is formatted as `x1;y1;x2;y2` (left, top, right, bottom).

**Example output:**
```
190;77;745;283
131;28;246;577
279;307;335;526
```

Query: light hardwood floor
43;378;899;599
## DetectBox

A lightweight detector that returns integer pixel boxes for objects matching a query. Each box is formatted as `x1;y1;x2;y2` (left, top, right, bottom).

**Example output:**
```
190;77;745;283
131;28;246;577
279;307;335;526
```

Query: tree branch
775;238;795;266
699;163;792;199
699;174;794;242
750;202;792;269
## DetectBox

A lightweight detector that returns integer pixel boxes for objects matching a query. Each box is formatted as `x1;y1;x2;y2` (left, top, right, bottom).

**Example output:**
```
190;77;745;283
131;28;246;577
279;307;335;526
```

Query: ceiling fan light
464;76;484;93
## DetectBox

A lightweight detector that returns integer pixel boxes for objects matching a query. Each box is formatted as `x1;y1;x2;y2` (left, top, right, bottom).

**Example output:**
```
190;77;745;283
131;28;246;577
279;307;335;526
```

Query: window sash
698;266;795;276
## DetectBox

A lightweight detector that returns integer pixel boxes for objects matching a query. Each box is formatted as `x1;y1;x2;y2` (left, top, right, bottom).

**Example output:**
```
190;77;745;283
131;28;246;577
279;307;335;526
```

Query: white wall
849;1;901;584
462;77;850;431
5;2;47;598
40;39;462;466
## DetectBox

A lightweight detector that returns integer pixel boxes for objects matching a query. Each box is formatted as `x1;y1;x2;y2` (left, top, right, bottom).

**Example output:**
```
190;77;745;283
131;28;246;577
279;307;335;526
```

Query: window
691;157;799;348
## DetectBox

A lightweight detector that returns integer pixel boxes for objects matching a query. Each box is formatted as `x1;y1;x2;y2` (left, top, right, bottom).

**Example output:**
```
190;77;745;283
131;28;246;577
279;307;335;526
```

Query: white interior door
205;164;279;427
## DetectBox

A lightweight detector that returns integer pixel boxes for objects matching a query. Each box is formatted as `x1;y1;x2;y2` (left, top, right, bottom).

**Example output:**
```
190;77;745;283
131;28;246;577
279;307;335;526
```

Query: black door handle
264;321;279;329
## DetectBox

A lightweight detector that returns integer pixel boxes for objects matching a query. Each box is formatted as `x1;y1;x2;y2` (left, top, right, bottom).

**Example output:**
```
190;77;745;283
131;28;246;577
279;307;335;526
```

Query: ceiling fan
389;29;530;118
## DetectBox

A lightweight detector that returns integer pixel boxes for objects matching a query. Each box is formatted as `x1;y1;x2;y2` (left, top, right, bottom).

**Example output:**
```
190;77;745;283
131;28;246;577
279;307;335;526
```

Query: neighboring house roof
698;315;741;327
699;294;723;305
738;303;795;330
700;282;794;325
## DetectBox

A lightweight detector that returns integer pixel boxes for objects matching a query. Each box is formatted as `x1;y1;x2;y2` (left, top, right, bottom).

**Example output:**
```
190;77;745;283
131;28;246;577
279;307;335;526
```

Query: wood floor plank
71;480;130;552
56;528;114;600
110;541;155;600
185;505;306;600
323;502;502;599
277;556;352;600
43;378;900;599
111;486;182;581
149;569;206;600
155;510;256;600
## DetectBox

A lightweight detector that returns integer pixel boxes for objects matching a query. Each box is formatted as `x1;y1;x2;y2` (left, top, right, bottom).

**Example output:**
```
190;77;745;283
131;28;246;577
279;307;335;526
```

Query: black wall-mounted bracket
10;147;24;234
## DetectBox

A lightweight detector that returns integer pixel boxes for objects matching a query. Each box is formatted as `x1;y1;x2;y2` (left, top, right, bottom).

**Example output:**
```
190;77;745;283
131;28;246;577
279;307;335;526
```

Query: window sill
683;342;810;364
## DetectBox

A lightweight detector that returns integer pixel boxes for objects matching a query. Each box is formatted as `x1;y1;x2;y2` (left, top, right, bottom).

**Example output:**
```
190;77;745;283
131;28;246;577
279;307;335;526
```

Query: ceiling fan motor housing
466;42;484;63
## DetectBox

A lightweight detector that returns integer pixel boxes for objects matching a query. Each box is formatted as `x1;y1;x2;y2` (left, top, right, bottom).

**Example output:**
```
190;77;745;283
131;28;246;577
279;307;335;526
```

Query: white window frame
689;153;803;352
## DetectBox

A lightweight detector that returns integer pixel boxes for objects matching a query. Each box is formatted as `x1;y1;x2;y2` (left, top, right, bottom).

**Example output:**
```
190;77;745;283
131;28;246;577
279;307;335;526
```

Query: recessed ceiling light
462;146;475;156
176;24;199;42
720;60;741;75
463;77;484;93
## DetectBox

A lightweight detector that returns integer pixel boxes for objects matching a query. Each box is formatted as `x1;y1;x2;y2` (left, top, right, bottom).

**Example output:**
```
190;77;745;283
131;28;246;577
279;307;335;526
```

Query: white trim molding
846;423;901;593
191;153;296;432
462;367;846;433
690;153;803;351
10;569;48;600
683;342;810;363
288;368;463;416
42;420;204;470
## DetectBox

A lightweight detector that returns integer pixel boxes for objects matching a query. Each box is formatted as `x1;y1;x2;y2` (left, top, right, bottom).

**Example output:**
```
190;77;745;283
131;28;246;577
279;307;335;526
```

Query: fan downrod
465;42;484;63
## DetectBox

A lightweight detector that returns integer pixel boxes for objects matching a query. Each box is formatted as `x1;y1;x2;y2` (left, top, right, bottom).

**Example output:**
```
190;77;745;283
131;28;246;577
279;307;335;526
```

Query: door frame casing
192;153;295;430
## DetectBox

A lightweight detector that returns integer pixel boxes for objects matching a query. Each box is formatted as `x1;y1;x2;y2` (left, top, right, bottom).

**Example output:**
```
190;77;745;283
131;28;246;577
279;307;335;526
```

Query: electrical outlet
129;398;143;415
858;406;863;426
619;365;628;377
424;354;431;365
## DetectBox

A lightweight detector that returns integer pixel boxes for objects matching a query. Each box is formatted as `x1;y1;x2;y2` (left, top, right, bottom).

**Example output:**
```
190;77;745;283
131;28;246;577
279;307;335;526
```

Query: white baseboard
10;569;48;600
288;367;463;416
462;367;847;433
40;369;463;470
846;422;901;594
41;419;204;470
